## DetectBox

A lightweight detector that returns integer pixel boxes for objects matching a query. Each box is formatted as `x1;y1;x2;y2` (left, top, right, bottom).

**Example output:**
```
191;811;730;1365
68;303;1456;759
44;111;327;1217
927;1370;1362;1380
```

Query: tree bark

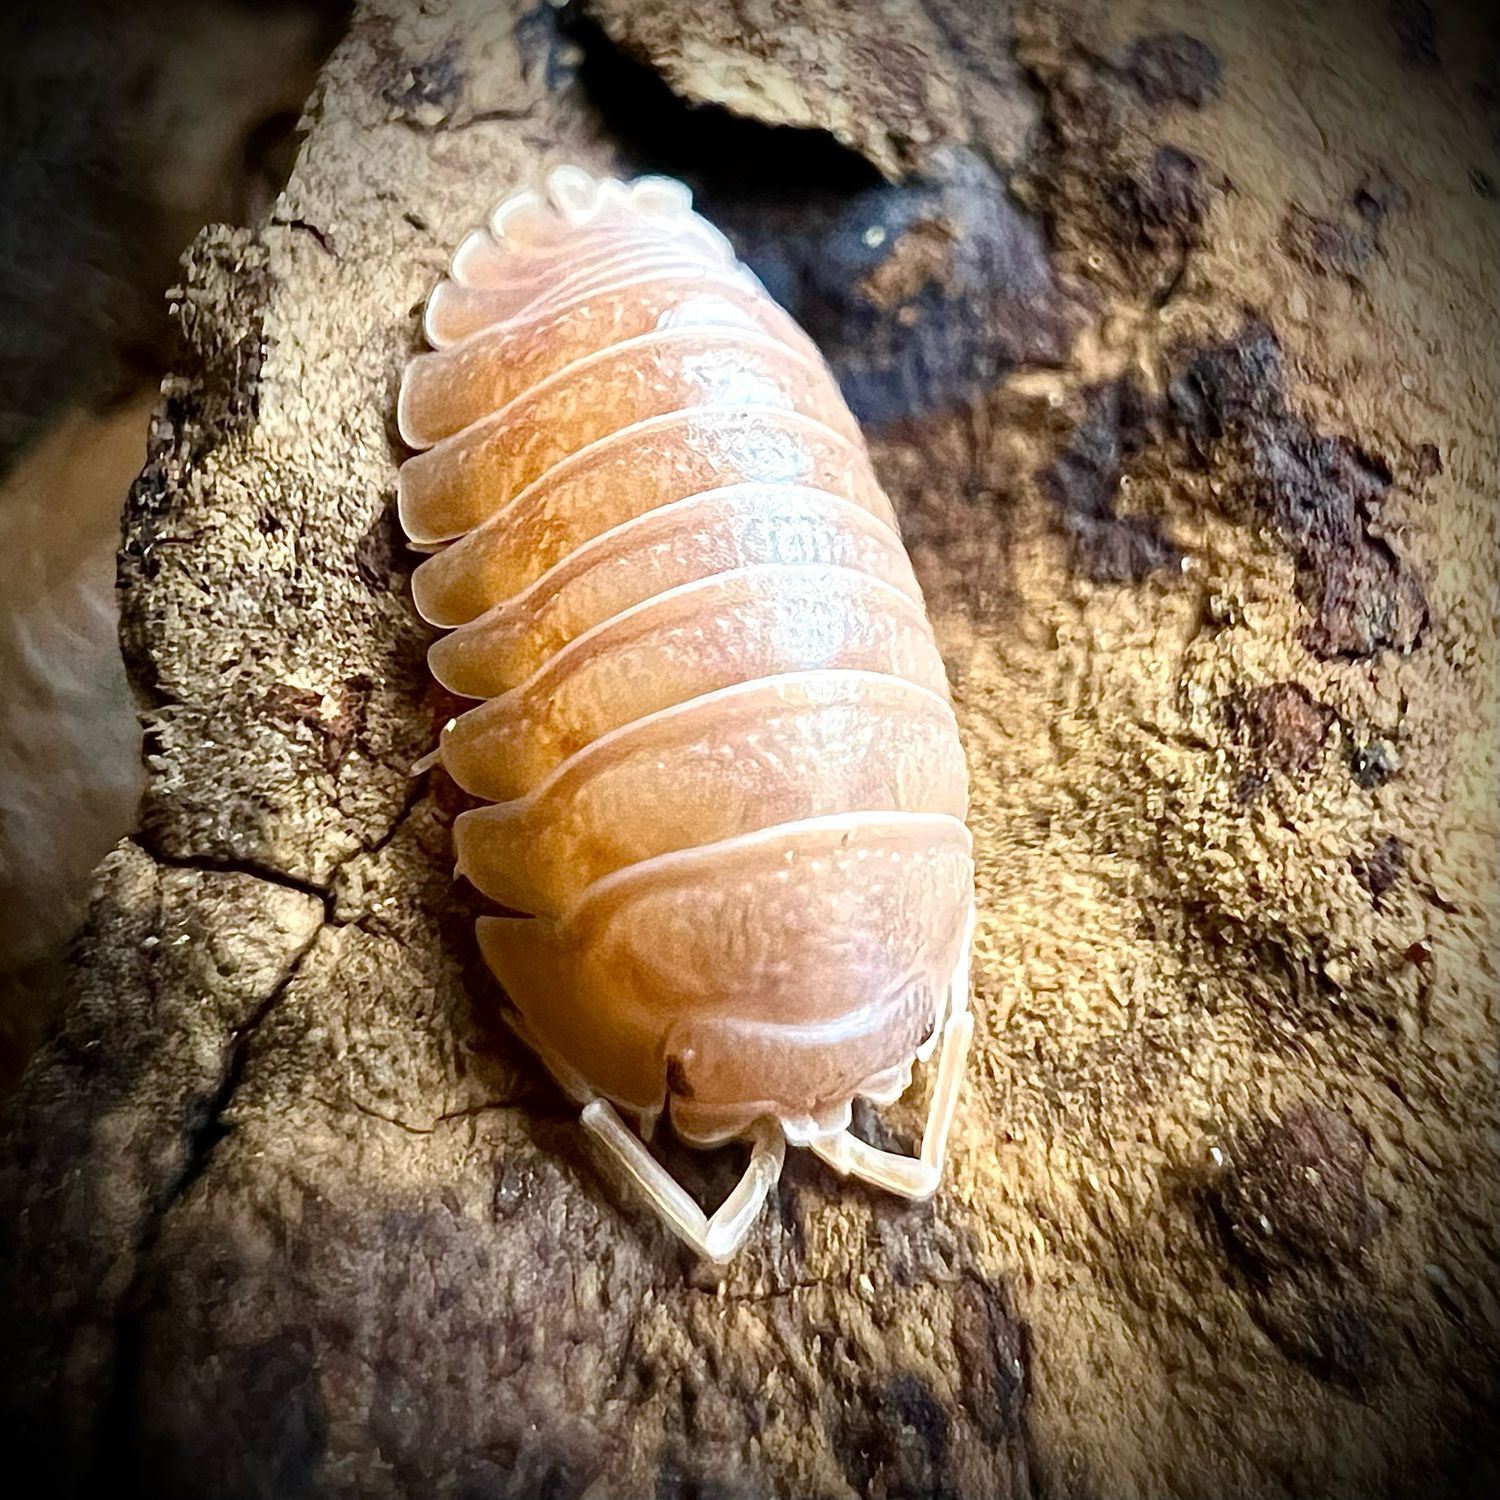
2;0;1496;1495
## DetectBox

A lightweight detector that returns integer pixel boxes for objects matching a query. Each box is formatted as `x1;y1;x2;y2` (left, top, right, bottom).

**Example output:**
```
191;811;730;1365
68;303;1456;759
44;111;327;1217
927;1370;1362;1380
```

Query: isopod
398;167;975;1262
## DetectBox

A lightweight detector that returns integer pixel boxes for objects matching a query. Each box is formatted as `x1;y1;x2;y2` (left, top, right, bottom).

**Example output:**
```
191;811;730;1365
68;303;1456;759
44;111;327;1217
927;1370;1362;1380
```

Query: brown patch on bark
1122;32;1223;109
950;1276;1029;1444
1351;835;1406;906
259;677;371;773
1279;204;1379;281
1280;170;1412;283
1211;1106;1389;1391
1015;32;1224;303
1218;1106;1384;1273
1039;377;1182;582
1107;144;1214;267
1240;682;1335;775
836;1372;953;1498
1252;1287;1388;1391
1169;323;1428;658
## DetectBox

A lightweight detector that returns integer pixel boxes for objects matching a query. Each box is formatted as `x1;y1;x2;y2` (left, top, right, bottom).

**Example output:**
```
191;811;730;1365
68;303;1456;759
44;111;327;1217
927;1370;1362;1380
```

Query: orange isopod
398;168;976;1262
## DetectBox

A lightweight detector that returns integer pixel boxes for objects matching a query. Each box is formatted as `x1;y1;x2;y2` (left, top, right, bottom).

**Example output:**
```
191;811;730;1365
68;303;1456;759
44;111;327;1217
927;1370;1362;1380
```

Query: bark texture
0;0;346;1072
2;0;1496;1495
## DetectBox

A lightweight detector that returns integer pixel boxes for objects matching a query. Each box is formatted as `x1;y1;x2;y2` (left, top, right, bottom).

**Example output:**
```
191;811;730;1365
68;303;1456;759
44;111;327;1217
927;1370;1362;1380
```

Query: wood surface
2;1;1496;1494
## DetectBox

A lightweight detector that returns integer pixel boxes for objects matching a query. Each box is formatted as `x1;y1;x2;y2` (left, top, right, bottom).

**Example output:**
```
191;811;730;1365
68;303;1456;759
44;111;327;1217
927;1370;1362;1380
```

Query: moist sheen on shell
398;168;975;1152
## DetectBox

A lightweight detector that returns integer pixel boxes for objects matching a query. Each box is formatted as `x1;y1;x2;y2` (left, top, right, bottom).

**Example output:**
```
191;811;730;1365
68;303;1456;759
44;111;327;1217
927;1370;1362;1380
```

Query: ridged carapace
398;167;976;1263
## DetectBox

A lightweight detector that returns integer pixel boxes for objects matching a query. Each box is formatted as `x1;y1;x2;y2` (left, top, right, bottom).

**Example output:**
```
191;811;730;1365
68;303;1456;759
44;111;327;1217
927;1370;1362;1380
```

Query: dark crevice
392;103;539;133
558;0;883;365
347;772;427;865
267;214;338;255
88;912;324;1485
126;746;428;928
128;833;332;908
560;3;883;201
560;3;1077;423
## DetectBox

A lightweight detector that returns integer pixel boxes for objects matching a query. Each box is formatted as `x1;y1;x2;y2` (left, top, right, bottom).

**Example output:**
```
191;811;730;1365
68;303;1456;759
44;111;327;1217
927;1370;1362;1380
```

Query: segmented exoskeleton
398;167;975;1262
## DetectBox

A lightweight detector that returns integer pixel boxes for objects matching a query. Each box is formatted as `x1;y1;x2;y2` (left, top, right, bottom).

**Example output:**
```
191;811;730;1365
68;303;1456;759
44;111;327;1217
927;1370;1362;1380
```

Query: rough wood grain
0;0;344;1072
2;0;1496;1495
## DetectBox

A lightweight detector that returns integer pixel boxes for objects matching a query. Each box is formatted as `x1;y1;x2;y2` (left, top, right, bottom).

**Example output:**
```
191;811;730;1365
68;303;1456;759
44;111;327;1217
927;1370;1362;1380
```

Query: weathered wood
0;0;343;1073
2;0;1496;1495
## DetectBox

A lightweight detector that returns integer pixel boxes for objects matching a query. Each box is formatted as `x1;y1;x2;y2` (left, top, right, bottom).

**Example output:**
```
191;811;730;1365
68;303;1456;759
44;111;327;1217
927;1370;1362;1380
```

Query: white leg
810;926;975;1200
581;1100;785;1264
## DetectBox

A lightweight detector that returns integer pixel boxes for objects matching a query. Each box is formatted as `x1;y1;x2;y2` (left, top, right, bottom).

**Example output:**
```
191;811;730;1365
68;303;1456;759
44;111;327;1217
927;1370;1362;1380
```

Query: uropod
398;167;976;1263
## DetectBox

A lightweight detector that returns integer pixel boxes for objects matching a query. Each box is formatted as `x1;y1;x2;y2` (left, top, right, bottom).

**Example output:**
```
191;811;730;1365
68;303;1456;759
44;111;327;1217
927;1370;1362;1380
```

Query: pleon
477;815;972;1117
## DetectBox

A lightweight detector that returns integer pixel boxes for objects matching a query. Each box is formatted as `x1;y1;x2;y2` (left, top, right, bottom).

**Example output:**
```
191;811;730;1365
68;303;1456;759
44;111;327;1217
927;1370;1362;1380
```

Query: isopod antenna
579;899;975;1263
581;1103;786;1264
808;901;975;1198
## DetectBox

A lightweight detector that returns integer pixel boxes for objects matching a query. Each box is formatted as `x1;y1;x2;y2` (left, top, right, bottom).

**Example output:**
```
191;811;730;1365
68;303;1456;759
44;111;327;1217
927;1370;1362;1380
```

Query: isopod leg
581;1100;785;1264
809;918;975;1200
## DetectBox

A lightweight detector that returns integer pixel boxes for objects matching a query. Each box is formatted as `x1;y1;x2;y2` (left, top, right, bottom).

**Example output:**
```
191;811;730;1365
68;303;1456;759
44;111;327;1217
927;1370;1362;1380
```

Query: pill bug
398;167;975;1262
